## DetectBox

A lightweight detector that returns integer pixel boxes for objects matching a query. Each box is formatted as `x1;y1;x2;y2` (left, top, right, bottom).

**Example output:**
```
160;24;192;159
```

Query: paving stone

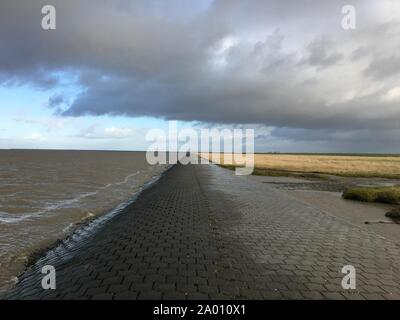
322;292;346;300
113;291;138;300
361;293;386;300
137;291;162;300
92;293;114;300
186;292;209;300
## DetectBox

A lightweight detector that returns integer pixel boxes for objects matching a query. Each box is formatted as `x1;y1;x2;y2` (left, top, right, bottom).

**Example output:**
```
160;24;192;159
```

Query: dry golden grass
199;153;400;178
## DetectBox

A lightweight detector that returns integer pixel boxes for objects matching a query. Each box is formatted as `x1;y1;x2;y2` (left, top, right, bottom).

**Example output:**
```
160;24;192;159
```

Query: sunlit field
200;153;400;178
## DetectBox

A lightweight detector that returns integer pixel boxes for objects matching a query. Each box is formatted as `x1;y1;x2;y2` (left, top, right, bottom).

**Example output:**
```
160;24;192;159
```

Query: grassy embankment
342;186;400;204
342;186;400;220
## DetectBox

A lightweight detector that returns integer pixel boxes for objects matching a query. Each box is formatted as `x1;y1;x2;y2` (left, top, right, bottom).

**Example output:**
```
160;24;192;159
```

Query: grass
252;168;328;180
201;153;400;179
385;207;400;220
342;186;400;204
218;165;328;179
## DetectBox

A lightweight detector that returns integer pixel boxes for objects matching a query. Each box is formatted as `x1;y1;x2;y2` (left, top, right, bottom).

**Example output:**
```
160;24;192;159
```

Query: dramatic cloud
1;0;400;151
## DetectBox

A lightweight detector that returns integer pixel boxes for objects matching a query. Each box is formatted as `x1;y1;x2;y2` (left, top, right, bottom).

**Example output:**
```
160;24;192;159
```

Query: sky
1;0;400;153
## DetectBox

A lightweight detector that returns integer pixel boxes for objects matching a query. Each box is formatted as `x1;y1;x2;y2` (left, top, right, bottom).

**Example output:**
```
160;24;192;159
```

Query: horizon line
1;148;400;156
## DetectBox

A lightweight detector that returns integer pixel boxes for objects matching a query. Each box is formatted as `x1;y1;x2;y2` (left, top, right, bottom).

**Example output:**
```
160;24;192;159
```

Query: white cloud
78;126;136;139
209;36;238;69
104;127;134;138
382;87;400;101
25;132;46;141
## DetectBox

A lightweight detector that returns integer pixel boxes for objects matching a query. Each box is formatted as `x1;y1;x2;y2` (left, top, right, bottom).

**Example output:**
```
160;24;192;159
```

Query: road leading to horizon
4;164;400;300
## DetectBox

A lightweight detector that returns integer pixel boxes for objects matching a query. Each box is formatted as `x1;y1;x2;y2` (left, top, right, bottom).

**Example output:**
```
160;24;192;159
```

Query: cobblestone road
4;164;400;300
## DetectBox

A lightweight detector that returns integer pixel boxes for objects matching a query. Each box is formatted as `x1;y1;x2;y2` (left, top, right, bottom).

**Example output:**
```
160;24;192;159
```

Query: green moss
343;186;400;204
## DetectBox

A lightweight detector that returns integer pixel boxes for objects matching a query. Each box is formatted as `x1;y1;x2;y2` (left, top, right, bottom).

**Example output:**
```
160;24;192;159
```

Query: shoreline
0;164;174;298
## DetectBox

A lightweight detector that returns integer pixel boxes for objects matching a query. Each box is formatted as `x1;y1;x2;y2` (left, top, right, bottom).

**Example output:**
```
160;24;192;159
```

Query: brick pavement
4;164;400;300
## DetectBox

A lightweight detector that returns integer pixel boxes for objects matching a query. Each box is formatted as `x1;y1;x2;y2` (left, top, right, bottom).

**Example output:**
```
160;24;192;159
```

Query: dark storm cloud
265;127;400;153
1;0;400;151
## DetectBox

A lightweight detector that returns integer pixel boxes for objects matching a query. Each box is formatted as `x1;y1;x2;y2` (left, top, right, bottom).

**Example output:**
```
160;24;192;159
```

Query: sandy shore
4;164;400;300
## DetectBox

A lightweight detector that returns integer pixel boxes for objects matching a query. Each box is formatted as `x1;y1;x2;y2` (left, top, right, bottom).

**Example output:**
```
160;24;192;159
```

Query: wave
0;166;163;226
0;212;33;224
0;170;143;224
46;170;141;211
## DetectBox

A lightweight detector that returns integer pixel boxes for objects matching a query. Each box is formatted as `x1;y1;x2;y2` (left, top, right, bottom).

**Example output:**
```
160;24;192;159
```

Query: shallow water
0;150;167;292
